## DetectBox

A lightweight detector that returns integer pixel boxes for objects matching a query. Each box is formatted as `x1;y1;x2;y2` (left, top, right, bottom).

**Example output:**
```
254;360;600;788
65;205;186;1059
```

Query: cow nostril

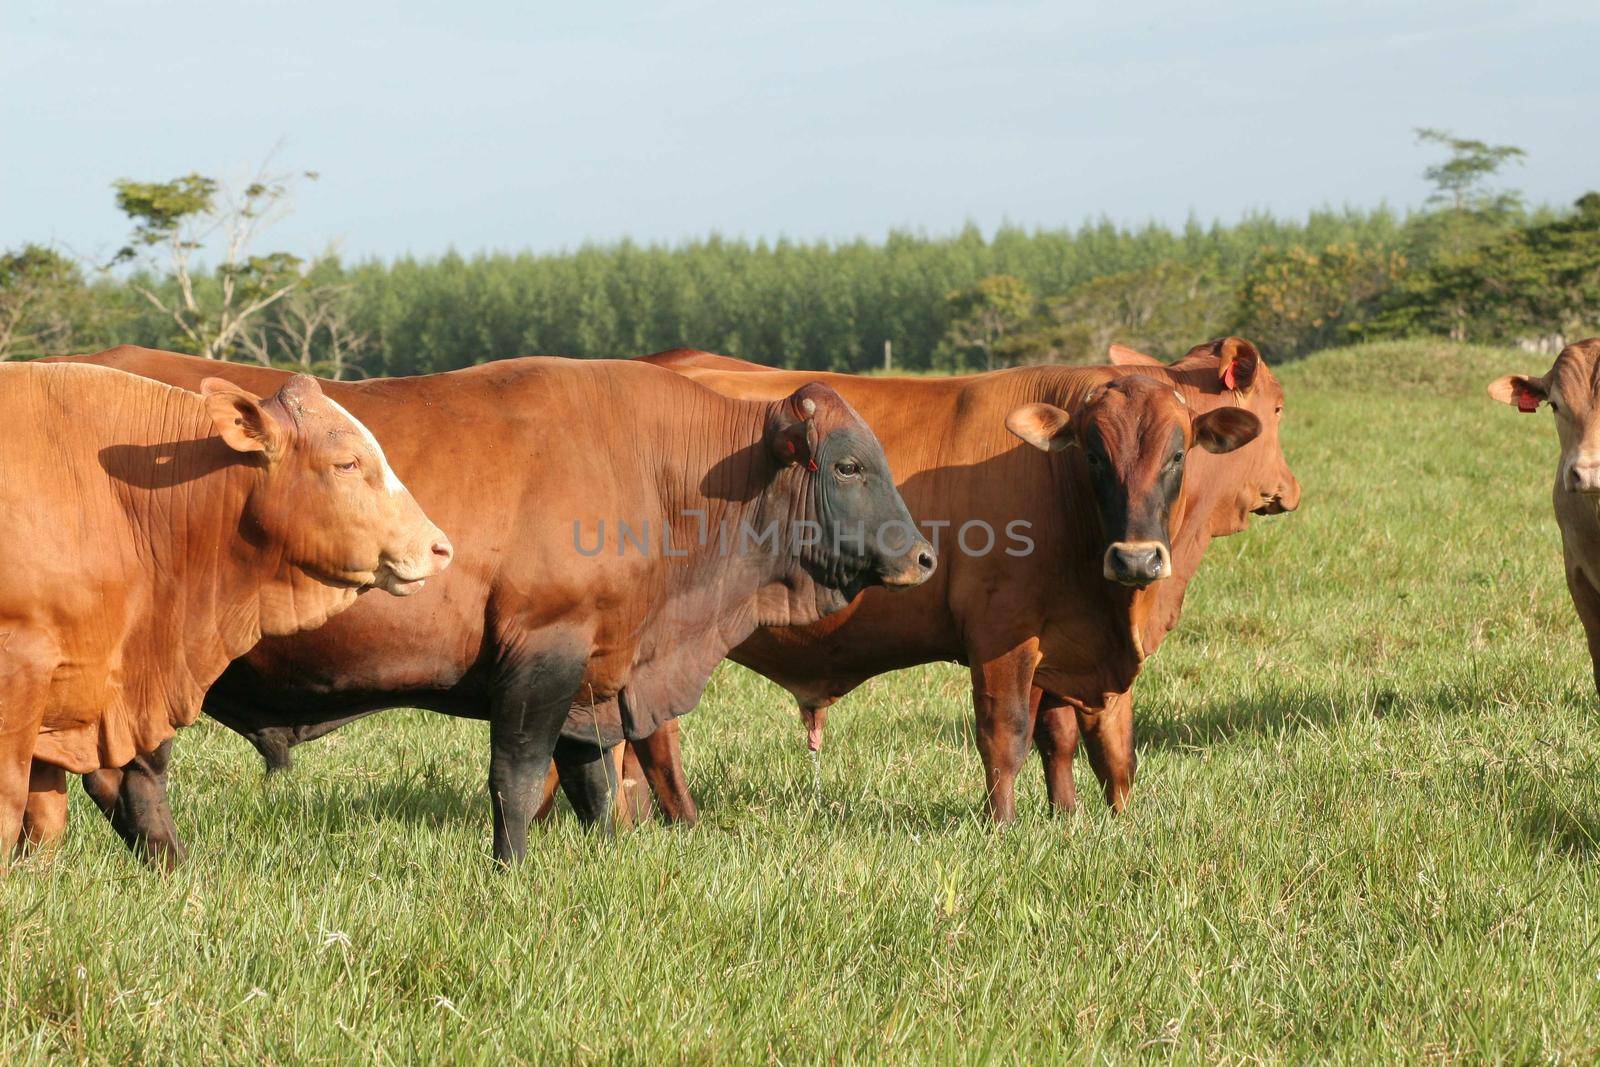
917;550;935;572
432;540;454;562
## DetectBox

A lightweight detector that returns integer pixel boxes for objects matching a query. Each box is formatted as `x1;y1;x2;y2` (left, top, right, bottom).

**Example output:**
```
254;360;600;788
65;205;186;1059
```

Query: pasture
5;339;1600;1062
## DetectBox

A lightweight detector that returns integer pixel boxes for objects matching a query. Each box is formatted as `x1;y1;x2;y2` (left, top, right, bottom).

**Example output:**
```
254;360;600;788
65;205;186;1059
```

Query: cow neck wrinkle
106;390;360;696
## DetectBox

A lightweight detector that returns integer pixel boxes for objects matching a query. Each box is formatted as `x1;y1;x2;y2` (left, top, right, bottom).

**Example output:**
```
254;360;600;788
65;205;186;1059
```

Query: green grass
7;339;1600;1063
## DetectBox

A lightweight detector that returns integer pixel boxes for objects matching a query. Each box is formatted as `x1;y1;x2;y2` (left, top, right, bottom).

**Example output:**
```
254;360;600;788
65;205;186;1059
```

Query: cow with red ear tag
1489;338;1600;692
1025;337;1299;812
1006;377;1261;589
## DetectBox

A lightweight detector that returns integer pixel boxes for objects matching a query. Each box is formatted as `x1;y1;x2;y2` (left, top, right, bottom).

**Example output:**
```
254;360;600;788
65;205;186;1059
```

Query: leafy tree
942;274;1035;370
1234;243;1407;359
1043;262;1229;363
112;167;316;359
1404;129;1528;342
0;245;87;360
991;324;1092;367
1521;193;1600;343
1415;128;1526;215
1380;193;1600;349
238;259;372;379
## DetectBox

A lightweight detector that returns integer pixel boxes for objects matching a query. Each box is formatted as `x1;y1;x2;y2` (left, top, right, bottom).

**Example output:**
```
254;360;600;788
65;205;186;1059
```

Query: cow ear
1193;407;1261;454
1108;343;1163;367
765;387;821;468
202;378;286;460
1213;337;1262;393
1487;374;1548;412
1006;402;1075;452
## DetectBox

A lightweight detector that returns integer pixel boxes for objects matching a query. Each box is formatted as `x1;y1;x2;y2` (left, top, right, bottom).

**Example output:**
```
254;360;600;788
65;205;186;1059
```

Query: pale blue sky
6;0;1597;263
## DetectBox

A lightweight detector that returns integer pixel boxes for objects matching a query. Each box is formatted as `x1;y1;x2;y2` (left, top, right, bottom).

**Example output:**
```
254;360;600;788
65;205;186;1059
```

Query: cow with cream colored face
0;363;451;860
1490;338;1600;691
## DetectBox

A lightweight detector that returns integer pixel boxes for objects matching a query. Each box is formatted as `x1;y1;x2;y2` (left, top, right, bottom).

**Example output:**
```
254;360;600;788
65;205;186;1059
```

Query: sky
5;0;1598;265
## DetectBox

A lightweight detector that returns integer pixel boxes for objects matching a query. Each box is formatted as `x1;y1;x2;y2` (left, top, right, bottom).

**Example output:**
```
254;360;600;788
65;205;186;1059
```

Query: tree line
3;131;1596;374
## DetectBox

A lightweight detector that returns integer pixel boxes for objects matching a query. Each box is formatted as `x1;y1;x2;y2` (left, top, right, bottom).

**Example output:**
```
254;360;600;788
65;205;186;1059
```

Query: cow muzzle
1256;477;1302;515
879;536;938;588
375;530;454;596
1104;541;1170;588
1565;457;1600;495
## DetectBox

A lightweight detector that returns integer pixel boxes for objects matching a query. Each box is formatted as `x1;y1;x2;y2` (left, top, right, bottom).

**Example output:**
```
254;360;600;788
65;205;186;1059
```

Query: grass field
6;339;1600;1063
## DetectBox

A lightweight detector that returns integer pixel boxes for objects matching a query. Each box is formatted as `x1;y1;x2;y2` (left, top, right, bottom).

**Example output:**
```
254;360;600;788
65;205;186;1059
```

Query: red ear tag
806;458;819;472
1516;391;1541;413
1221;363;1238;391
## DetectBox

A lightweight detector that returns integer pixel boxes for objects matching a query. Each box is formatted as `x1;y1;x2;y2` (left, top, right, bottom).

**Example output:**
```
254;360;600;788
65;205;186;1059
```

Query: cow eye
334;458;361;473
834;460;863;478
1168;450;1185;467
1085;452;1104;470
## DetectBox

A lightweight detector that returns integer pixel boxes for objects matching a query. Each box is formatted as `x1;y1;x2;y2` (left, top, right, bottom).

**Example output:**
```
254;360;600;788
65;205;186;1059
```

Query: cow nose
430;537;454;572
1256;484;1298;516
1104;542;1169;588
1569;461;1600;494
882;537;937;588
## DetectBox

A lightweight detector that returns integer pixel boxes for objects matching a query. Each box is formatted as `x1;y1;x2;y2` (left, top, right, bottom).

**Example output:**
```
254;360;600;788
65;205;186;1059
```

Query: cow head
765;382;936;598
1117;336;1301;521
1007;375;1261;587
1489;339;1600;493
202;375;453;600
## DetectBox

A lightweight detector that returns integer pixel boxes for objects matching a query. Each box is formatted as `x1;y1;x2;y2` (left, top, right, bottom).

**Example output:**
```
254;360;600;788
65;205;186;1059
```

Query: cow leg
616;742;653;826
0;636;52;857
489;709;568;863
536;743;646;828
1079;690;1136;813
532;762;562;823
1032;689;1080;815
969;639;1044;824
631;720;698;826
0;743;30;858
21;762;68;850
1566;567;1600;696
488;649;589;863
81;739;186;869
552;736;616;831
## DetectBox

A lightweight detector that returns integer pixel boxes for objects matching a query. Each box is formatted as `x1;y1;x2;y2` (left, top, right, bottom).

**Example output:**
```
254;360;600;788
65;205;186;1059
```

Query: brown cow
593;339;1298;824
1489;338;1600;693
58;347;934;863
0;362;449;858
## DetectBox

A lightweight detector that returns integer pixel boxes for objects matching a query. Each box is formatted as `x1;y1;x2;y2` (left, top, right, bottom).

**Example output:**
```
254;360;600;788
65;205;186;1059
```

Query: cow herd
2;333;1593;868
